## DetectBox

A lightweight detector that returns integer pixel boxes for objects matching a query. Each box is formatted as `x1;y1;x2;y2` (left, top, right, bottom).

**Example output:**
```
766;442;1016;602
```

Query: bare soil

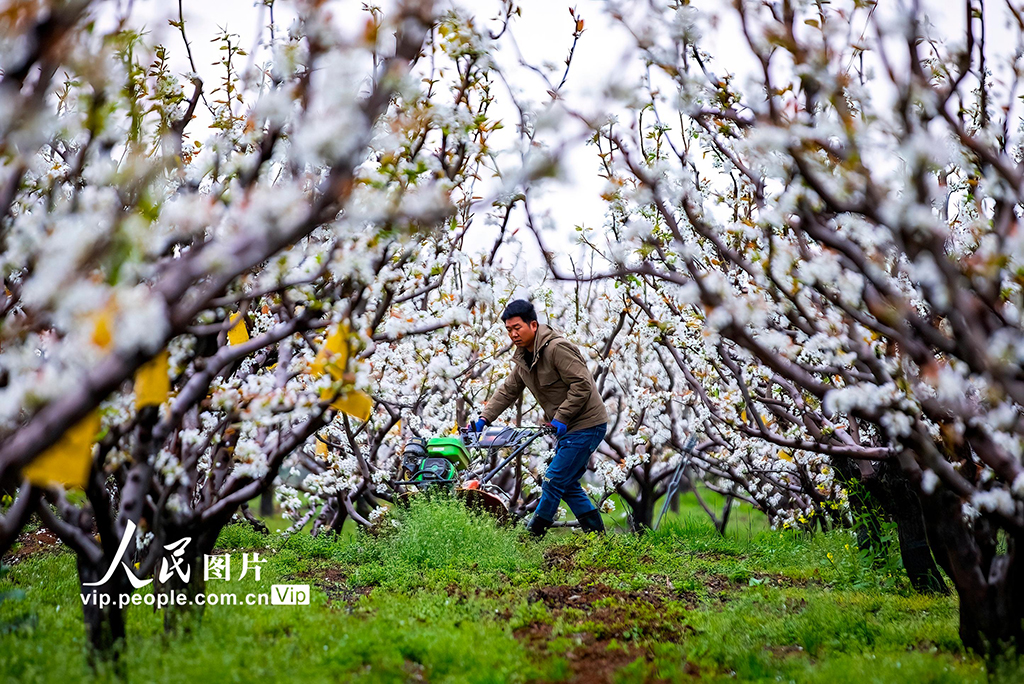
297;565;372;609
2;528;61;566
515;577;696;682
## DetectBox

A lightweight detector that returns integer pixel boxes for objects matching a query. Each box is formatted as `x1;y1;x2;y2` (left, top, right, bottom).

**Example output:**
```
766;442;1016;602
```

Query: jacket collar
512;323;559;370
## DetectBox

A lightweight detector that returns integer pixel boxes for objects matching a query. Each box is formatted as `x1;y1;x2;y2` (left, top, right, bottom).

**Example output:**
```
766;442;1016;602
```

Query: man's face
505;317;538;349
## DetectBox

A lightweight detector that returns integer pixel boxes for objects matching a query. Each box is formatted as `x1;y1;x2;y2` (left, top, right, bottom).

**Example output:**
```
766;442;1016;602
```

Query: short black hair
501;299;537;324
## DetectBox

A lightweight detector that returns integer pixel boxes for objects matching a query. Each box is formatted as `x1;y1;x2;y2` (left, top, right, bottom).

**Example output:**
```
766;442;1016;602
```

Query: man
470;300;609;536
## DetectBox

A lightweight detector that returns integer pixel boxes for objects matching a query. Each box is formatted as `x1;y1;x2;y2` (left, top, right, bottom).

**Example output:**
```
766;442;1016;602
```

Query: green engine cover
411;458;458;483
425;437;470;469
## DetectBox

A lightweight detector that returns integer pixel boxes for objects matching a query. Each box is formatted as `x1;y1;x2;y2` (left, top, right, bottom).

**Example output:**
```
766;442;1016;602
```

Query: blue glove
550;420;568;437
469;417;488;433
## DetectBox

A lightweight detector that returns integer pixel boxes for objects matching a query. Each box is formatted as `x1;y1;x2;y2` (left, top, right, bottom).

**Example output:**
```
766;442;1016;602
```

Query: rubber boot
578;509;606;534
526;515;554;538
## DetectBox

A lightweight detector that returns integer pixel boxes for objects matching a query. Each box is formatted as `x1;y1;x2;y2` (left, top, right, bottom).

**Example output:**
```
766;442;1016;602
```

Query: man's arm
480;366;526;424
551;341;594;425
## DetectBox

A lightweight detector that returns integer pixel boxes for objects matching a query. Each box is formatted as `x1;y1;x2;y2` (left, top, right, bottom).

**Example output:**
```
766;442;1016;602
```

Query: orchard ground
2;493;1020;684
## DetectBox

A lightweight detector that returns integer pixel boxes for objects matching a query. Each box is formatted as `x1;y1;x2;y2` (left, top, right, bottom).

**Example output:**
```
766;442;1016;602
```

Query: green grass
1;496;1020;683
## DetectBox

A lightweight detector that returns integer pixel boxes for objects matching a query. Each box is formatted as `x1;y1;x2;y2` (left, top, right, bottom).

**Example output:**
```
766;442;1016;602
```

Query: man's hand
468;417;488;433
549;420;567;437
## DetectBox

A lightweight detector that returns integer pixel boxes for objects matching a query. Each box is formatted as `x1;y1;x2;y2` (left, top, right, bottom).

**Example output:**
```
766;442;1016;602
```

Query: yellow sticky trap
311;325;349;380
23;411;102;489
135;349;170;409
329;390;373;422
91;305;116;350
312;324;369;421
315;440;328;458
227;313;249;346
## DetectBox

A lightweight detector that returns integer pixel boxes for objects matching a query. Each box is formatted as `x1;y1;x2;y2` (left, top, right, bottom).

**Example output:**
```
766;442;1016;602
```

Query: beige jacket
481;324;608;433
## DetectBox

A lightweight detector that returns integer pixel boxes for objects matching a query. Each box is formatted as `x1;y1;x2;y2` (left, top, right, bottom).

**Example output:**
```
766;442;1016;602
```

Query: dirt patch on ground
526;582;670;611
767;644;806;659
696;573;732;595
515;621;653;684
297;565;372;609
564;637;652;684
542;544;579;571
402;659;428;682
692;550;733;561
2;528;62;566
514;581;696;682
690;571;808;601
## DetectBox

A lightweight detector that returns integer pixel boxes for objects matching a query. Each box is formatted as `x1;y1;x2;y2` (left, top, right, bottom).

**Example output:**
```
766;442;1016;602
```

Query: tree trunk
259;487;275;517
313;498;348;537
627;480;656;531
155;531;207;634
883;473;948;594
832;457;885;559
717;496;733;535
329;507;348;534
77;557;127;667
835;457;948;593
922;489;1023;656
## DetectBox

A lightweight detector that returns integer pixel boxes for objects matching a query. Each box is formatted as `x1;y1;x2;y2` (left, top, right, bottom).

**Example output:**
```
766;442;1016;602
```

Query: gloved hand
468;417;488;433
549;420;568;437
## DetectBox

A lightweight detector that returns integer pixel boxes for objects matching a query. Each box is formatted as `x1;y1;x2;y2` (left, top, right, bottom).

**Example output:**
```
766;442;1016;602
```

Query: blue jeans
534;424;607;522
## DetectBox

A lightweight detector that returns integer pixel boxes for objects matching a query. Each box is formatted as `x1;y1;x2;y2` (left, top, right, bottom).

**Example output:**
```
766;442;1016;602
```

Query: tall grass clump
339;496;542;590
